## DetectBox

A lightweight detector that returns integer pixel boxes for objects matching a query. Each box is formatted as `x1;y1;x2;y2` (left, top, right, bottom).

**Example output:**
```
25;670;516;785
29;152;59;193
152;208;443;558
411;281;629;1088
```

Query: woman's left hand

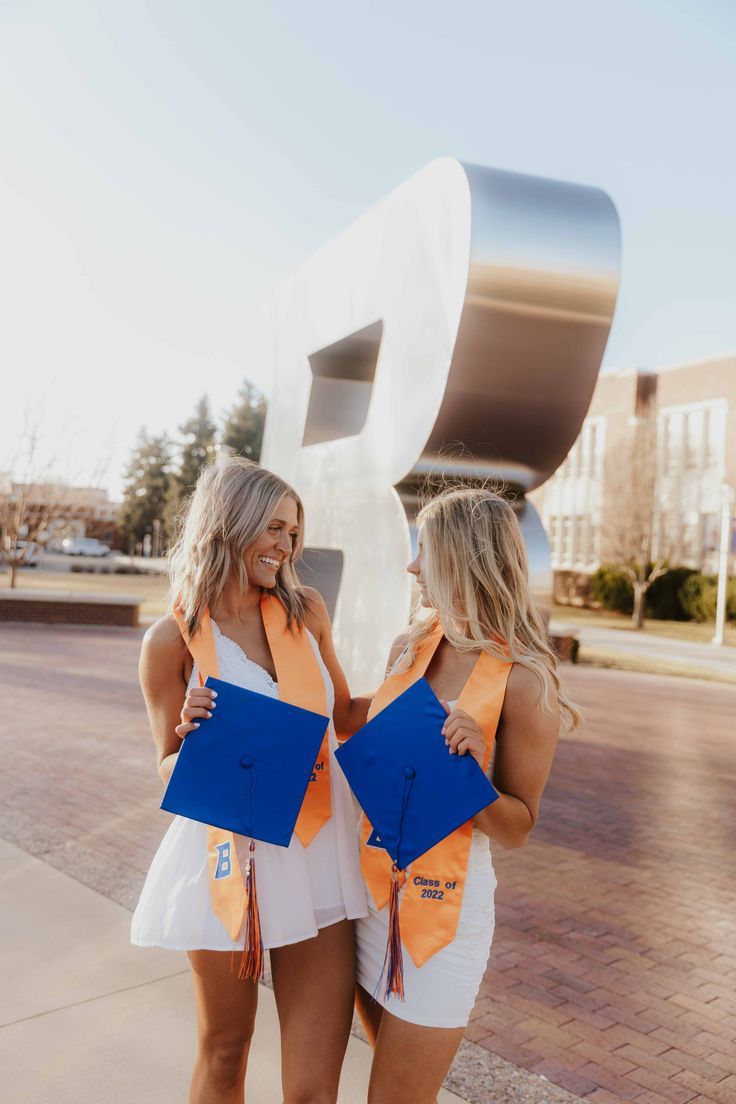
441;703;485;768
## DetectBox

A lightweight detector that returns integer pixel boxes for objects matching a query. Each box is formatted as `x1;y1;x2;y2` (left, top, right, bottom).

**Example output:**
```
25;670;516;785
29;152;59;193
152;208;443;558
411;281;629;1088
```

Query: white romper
131;620;367;951
355;703;497;1028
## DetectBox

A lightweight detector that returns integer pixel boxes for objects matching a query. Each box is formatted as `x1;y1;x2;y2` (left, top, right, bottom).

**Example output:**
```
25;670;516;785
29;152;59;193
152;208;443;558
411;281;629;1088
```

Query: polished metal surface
252;158;620;687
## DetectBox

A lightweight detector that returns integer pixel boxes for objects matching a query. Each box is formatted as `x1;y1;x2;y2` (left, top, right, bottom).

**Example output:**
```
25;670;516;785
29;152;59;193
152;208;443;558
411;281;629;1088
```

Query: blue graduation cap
161;676;329;846
335;678;499;870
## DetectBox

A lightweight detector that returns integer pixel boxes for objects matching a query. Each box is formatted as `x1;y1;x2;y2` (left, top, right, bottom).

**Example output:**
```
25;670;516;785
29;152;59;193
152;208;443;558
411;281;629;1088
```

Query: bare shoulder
504;662;559;726
141;614;187;663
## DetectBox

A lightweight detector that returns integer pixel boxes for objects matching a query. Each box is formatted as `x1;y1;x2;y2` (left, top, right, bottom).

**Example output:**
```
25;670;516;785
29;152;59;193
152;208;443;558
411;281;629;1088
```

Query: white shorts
355;831;496;1028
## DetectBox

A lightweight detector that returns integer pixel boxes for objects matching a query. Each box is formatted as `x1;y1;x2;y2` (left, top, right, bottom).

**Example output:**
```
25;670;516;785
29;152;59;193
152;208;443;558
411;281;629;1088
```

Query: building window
658;399;727;568
663;412;683;474
545;415;606;570
685;410;703;470
548;516;561;559
704;405;725;469
561;517;573;563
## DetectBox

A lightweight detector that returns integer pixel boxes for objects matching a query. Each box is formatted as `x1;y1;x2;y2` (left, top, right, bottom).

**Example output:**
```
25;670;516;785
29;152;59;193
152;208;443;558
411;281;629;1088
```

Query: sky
1;0;734;499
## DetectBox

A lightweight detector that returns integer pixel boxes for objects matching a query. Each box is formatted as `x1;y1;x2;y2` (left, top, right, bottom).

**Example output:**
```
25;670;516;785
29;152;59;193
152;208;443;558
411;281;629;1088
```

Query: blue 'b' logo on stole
214;841;232;879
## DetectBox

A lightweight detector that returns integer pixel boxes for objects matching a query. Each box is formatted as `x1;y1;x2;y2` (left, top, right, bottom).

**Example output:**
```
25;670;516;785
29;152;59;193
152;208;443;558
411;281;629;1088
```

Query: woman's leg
354;983;383;1047
188;950;259;1104
367;1009;464;1104
270;919;355;1104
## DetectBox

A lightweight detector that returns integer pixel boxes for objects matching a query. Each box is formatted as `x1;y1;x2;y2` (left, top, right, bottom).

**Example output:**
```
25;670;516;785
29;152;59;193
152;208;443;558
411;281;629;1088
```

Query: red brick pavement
3;623;736;1103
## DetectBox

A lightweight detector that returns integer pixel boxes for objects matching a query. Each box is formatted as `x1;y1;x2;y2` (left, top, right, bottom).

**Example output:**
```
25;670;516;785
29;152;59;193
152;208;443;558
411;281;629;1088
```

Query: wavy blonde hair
168;457;308;636
396;485;581;730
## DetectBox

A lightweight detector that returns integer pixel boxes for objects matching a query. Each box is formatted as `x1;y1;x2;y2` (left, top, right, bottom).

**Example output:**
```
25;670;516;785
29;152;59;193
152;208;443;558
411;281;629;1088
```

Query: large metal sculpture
249;158;620;686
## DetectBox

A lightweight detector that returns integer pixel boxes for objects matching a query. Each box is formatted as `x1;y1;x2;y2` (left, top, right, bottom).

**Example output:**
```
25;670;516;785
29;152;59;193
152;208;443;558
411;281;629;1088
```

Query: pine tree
119;430;174;551
221;380;267;461
176;396;218;496
165;396;218;532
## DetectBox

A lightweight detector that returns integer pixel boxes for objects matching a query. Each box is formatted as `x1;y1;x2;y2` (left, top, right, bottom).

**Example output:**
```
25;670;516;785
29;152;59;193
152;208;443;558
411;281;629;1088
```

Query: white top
131;619;367;951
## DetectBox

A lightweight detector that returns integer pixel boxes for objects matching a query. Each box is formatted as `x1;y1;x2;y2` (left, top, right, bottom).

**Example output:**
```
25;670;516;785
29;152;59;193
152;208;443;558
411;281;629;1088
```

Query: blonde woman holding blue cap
131;457;370;1104
354;486;580;1104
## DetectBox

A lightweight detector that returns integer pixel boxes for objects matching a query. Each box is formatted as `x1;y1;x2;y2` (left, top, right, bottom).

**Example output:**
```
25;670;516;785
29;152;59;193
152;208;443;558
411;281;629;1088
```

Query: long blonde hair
397;485;581;730
168;457;308;635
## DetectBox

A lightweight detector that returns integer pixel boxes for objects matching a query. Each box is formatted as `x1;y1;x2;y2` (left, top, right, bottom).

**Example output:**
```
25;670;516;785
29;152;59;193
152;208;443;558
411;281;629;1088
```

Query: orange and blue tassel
382;864;405;1001
238;840;264;982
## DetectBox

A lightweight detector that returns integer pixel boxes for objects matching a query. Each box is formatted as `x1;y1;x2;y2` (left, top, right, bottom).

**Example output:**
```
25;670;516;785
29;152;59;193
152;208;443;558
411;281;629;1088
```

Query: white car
12;540;39;566
61;537;112;557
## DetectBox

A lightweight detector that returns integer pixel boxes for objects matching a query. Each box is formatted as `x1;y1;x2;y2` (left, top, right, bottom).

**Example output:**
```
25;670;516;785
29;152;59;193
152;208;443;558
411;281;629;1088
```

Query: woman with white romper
132;457;369;1104
355;706;499;1030
354;487;580;1104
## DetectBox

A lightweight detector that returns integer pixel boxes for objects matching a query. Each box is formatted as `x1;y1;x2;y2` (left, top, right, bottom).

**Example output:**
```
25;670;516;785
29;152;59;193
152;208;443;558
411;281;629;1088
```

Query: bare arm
138;615;191;784
473;664;560;849
302;588;373;736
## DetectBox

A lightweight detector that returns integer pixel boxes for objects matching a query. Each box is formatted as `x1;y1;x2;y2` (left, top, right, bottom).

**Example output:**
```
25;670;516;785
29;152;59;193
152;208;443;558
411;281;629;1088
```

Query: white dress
355;702;497;1028
131;620;367;951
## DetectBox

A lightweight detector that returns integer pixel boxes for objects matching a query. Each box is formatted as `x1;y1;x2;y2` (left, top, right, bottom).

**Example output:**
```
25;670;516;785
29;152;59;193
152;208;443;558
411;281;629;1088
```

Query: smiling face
407;525;432;607
243;493;300;588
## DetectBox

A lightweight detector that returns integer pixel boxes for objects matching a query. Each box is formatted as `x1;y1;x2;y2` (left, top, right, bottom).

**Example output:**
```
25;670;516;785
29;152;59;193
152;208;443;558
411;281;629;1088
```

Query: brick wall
0;599;139;627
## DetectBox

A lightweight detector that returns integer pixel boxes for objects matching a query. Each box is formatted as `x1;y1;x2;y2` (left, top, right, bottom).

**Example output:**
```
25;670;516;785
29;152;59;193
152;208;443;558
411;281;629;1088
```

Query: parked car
12;540;39;566
61;537;112;558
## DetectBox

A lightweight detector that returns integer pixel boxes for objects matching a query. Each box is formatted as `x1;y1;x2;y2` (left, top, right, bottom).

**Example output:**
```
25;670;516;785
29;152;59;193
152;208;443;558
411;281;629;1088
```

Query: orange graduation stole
361;624;512;969
173;594;331;948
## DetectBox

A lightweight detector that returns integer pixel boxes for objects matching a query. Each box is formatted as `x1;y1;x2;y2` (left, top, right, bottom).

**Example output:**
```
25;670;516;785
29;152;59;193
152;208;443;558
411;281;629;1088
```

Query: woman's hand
441;703;485;768
175;686;217;740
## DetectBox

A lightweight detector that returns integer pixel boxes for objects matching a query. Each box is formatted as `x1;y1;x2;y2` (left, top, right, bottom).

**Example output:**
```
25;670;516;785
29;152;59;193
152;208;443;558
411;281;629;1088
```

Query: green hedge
679;574;736;622
647;567;697;620
590;565;735;621
590;565;633;613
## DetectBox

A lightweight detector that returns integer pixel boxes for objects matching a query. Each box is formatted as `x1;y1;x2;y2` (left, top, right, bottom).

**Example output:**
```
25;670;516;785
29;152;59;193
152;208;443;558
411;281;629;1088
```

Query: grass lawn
0;567;169;621
3;567;734;653
551;602;736;648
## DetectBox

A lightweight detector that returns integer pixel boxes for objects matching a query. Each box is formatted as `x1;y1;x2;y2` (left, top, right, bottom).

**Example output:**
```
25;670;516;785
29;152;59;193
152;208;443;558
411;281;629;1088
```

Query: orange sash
361;625;511;967
173;594;330;942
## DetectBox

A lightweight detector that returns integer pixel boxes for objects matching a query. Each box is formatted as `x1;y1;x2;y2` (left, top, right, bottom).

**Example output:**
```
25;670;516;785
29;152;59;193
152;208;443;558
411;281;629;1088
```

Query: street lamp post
711;484;734;647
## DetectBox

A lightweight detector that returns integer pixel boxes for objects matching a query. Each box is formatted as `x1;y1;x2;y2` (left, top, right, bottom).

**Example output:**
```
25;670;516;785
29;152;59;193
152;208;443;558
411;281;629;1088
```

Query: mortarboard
161;675;329;846
335;677;499;870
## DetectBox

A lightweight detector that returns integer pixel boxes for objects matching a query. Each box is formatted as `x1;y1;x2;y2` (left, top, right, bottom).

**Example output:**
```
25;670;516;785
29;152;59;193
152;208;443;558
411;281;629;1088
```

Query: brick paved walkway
3;623;735;1104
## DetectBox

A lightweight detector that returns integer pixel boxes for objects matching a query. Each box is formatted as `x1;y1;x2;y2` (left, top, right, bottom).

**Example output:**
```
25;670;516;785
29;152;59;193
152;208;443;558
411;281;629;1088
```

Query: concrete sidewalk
551;617;736;679
0;840;465;1104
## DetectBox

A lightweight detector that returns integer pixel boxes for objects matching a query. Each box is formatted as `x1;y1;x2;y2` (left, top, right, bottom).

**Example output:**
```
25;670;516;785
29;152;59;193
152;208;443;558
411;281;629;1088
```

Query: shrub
646;567;696;621
680;573;736;622
590;565;633;614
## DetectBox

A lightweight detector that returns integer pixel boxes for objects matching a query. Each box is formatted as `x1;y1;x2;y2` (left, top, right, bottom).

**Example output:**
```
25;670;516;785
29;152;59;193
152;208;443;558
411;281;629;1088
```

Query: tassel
382;864;405;1001
238;840;264;982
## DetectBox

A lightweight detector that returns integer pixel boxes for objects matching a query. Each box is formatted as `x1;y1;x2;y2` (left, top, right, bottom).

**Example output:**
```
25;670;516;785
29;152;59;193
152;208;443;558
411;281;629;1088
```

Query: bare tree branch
601;405;675;627
0;408;112;588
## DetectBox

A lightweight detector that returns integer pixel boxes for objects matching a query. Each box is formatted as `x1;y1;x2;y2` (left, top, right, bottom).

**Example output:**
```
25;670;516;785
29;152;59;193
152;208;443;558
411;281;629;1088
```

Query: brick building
529;350;735;586
0;481;122;550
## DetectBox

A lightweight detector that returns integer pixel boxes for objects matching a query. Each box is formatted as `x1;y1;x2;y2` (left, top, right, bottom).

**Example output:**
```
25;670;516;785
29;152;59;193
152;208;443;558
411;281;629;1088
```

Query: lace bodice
188;617;335;714
208;618;279;695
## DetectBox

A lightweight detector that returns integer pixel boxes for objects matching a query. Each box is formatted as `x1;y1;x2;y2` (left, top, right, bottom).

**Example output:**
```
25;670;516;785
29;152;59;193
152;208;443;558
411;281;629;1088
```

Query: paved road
551;618;736;679
2;622;735;1104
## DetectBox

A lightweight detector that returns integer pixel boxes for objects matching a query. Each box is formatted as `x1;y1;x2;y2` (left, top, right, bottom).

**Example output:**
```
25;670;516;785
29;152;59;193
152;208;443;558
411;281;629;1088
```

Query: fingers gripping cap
335;678;498;870
162;676;329;847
